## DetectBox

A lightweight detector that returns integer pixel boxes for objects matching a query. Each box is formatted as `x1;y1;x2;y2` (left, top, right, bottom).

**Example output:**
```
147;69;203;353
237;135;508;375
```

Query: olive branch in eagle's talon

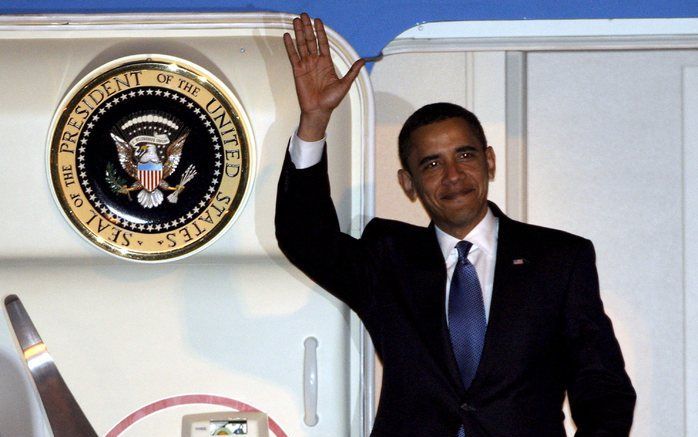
105;162;134;201
167;164;197;204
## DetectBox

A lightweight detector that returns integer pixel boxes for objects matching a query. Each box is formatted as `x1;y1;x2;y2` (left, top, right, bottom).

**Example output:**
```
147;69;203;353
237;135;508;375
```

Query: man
276;13;636;436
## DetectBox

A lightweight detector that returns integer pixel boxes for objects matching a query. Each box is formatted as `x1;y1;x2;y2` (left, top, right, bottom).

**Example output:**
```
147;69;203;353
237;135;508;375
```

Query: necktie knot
456;240;473;264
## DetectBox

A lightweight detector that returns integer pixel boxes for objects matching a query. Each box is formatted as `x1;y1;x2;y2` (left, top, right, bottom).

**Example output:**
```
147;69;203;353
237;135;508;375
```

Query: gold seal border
47;54;256;262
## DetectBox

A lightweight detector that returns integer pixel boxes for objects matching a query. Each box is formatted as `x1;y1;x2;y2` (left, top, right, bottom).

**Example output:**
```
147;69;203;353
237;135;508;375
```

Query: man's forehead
409;126;483;157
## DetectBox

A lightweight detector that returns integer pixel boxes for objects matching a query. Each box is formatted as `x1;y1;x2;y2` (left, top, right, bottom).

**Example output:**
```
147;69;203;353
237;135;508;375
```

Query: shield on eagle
137;162;164;192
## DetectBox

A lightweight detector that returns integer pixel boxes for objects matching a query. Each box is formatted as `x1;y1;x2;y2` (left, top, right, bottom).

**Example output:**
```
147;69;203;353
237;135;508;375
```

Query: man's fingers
293;17;309;57
283;33;301;66
341;58;366;87
315;18;330;56
301;13;318;56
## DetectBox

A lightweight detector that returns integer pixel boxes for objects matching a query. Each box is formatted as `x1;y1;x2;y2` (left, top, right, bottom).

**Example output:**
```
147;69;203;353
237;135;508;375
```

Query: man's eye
458;152;473;160
423;161;439;170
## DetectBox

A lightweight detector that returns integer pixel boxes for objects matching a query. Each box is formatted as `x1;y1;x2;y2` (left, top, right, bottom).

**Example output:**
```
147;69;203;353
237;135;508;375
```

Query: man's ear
398;169;417;202
486;146;496;181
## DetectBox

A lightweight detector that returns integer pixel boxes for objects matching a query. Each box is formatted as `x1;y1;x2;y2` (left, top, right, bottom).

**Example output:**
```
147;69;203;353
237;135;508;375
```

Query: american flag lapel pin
513;258;527;265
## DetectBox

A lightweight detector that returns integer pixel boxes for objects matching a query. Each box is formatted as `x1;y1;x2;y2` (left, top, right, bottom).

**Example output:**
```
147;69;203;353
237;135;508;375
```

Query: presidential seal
48;55;255;261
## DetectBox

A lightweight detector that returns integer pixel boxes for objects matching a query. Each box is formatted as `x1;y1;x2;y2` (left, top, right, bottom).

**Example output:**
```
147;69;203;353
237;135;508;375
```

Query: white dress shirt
288;131;499;322
289;130;326;169
435;211;498;323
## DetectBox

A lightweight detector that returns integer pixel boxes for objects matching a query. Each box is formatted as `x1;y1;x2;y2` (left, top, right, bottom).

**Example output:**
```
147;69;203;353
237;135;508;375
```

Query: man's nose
443;161;463;183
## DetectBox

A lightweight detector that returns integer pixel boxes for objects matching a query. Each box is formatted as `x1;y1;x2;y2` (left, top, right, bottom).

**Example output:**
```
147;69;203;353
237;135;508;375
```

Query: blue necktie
448;241;487;437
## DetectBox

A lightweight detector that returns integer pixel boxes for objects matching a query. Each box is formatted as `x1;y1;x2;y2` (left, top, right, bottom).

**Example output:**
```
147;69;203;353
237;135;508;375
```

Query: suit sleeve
275;144;381;315
563;240;636;436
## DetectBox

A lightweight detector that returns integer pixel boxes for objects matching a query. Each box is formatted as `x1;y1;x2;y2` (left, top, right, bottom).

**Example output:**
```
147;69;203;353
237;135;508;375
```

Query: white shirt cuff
289;129;325;169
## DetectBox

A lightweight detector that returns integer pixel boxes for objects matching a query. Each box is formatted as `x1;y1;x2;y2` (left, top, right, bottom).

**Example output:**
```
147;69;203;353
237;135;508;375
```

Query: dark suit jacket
275;149;636;436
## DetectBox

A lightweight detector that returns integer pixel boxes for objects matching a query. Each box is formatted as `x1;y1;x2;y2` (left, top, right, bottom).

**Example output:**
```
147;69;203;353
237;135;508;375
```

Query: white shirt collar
435;207;497;261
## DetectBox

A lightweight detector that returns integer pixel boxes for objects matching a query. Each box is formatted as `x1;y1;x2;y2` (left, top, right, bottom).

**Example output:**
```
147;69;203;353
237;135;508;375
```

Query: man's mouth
441;188;474;201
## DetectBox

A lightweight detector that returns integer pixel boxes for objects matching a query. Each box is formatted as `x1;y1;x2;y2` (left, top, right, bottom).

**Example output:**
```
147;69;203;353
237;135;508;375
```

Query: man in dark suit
276;13;636;436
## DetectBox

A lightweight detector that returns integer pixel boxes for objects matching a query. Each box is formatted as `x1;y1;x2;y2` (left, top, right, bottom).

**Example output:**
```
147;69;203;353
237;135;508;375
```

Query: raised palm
284;14;365;140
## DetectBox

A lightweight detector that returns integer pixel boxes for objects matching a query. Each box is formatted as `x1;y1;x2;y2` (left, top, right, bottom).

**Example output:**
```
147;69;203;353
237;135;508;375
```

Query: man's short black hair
398;102;488;171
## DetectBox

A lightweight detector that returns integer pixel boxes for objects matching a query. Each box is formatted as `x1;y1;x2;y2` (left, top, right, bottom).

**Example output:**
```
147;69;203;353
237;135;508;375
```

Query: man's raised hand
283;13;365;141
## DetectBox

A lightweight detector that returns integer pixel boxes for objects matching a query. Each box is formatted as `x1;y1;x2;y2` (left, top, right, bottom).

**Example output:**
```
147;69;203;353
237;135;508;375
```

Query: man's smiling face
398;117;495;239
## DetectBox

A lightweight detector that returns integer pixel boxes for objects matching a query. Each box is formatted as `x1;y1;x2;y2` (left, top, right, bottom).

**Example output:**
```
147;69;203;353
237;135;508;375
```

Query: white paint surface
527;50;698;436
0;15;371;437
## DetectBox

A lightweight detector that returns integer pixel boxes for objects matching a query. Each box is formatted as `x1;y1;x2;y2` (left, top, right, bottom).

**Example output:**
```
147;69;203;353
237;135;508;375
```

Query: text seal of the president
48;55;255;262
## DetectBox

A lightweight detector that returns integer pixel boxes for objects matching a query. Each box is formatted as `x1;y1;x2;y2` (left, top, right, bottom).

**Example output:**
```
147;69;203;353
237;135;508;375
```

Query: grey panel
527;50;698;437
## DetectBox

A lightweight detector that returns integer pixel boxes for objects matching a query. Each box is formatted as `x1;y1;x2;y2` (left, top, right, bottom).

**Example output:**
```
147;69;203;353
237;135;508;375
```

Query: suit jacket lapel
468;203;531;393
405;205;534;396
402;224;465;391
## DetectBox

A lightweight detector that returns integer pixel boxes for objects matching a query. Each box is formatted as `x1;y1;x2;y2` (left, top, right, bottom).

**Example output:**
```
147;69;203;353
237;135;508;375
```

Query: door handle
303;336;319;426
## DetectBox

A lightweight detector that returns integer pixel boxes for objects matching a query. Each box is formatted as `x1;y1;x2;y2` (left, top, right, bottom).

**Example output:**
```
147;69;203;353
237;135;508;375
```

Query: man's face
398;117;495;239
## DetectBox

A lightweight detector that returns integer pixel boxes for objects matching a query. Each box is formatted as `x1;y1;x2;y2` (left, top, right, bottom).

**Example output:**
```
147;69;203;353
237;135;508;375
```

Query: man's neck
434;208;498;261
436;208;489;240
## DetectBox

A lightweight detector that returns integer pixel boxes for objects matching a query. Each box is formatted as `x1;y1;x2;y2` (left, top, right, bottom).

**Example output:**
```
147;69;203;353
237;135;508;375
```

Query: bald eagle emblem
107;112;197;208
